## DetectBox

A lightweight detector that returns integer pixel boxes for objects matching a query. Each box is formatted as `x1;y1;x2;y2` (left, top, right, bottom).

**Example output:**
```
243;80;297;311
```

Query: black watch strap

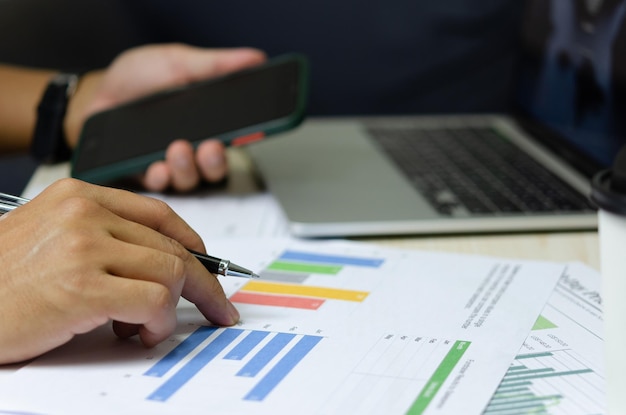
31;73;79;164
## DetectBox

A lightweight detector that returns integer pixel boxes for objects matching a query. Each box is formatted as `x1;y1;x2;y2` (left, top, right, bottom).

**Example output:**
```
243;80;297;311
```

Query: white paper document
0;239;565;415
146;192;291;239
21;164;292;240
485;262;606;415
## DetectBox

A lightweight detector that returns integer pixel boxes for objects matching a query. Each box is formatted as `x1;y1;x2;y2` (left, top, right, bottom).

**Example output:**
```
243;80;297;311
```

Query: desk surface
24;148;601;271
367;231;599;270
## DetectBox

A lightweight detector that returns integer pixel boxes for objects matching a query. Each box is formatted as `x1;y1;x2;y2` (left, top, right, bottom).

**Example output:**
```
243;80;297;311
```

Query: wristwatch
31;73;79;164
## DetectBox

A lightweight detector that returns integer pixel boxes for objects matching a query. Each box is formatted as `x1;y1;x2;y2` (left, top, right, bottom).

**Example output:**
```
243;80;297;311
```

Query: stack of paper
0;238;605;415
10;173;605;414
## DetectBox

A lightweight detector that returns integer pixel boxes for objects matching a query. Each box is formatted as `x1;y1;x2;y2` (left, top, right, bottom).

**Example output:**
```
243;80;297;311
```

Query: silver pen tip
227;262;261;279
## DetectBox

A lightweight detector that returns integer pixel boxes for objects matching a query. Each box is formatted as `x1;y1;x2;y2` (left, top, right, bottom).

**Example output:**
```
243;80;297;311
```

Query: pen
0;192;260;279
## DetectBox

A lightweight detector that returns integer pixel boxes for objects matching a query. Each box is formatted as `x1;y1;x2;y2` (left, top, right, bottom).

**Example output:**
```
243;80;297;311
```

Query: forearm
0;64;105;155
0;65;55;153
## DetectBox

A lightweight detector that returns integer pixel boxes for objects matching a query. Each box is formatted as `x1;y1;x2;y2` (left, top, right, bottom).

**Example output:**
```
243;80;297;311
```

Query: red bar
230;291;324;310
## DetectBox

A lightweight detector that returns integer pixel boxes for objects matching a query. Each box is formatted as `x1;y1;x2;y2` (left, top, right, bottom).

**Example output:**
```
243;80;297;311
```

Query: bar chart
321;333;471;414
484;349;604;414
144;326;323;403
230;249;384;310
0;239;572;415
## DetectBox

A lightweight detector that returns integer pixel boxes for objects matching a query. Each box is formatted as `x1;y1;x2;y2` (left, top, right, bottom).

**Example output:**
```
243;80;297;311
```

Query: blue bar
236;333;296;377
224;330;270;361
244;335;323;401
280;250;384;268
147;328;243;402
144;326;218;377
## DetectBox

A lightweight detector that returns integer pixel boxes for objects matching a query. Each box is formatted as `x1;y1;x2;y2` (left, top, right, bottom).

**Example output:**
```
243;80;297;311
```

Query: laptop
245;4;626;238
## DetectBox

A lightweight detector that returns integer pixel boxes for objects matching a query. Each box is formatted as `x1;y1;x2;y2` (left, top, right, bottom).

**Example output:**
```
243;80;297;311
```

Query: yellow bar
242;281;369;302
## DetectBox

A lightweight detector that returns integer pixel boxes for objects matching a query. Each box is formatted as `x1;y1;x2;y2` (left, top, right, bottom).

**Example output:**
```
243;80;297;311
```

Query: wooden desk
24;148;601;271
366;232;599;270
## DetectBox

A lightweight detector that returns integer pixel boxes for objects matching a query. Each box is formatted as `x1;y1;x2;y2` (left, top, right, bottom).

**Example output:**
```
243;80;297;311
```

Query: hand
0;178;239;364
65;44;267;192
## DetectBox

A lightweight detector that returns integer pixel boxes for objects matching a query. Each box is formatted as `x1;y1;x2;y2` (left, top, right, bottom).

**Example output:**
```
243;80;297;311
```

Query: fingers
104;238;238;343
80;273;179;348
176;46;267;83
102;239;188;303
57;203;237;344
1;179;240;362
197;140;228;182
42;178;206;252
143;139;228;193
68;187;240;327
78;222;238;344
166;139;199;192
181;256;240;326
111;258;240;343
165;139;228;190
104;218;239;327
143;161;170;192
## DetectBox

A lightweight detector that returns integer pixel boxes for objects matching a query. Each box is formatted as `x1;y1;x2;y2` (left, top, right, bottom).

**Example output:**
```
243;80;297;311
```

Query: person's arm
0;178;240;365
0;65;55;152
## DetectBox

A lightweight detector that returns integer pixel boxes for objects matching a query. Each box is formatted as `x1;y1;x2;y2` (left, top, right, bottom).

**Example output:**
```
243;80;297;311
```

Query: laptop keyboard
369;126;595;216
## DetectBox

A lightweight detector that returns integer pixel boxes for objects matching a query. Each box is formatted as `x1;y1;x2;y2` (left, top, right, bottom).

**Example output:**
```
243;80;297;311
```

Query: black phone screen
72;55;306;178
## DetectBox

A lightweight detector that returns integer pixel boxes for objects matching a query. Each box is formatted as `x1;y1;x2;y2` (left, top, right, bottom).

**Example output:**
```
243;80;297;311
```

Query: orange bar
241;281;369;302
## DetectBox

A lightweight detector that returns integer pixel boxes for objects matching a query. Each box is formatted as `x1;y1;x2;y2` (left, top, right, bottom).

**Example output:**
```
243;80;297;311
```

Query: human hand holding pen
0;178;246;365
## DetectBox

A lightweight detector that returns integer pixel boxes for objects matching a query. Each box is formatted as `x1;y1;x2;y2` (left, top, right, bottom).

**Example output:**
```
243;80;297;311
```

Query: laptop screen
515;0;626;171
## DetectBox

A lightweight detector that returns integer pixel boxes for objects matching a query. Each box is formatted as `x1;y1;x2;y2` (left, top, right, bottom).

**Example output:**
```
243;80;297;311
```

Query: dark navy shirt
123;1;525;115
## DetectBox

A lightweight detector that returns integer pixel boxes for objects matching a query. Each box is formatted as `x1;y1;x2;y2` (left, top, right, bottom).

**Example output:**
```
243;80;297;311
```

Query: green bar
532;315;558;330
484;401;548;414
486;394;562;408
484;403;547;414
406;340;470;415
267;261;342;275
515;352;553;360
503;368;554;378
506;365;527;372
487;411;548;415
495;381;532;390
492;387;530;396
490;392;534;401
500;369;592;382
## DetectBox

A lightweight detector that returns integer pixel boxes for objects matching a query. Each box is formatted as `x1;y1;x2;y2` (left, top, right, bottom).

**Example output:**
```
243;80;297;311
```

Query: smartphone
70;54;308;184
